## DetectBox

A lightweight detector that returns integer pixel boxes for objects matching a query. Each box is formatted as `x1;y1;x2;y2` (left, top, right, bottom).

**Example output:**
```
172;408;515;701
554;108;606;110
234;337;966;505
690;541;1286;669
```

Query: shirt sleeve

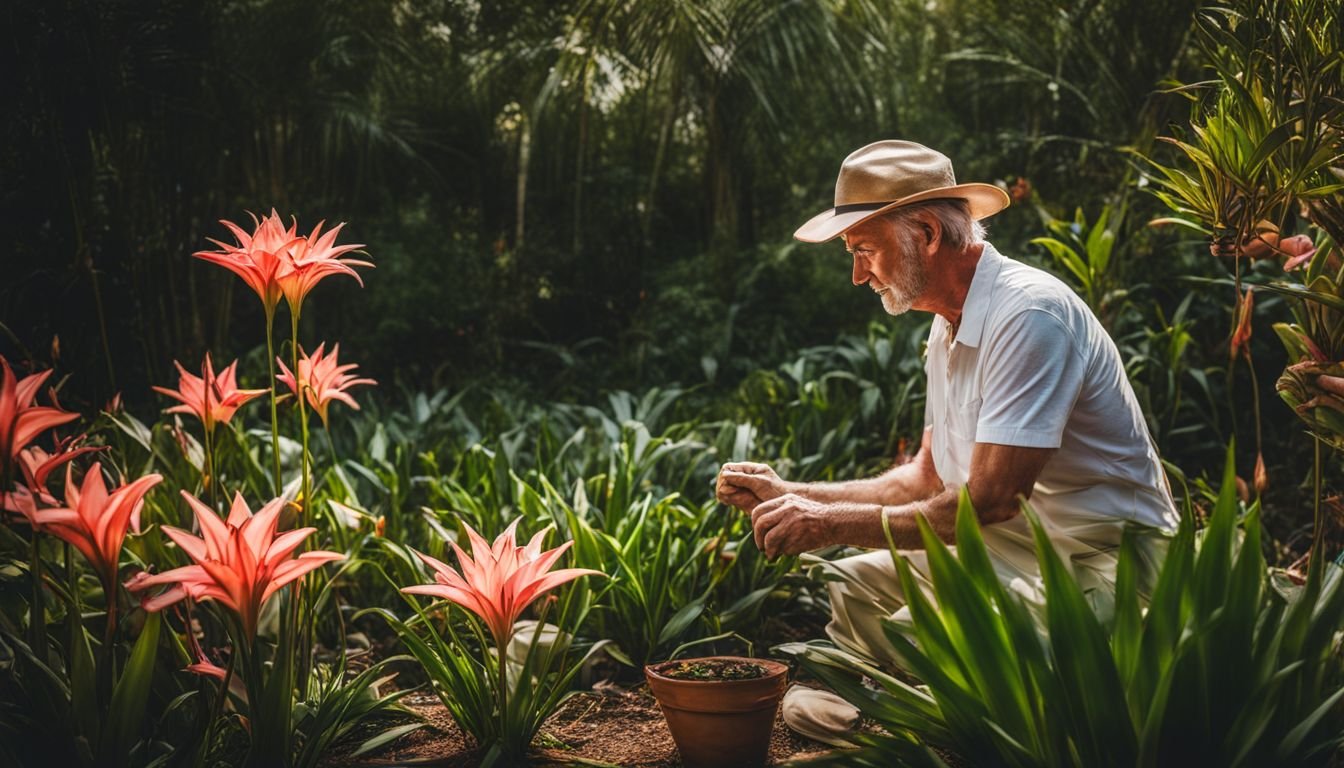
975;308;1085;449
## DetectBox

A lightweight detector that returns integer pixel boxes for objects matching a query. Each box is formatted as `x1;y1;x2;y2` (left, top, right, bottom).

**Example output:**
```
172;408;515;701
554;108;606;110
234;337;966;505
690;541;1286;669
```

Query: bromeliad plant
126;490;343;768
368;520;603;765
790;445;1344;767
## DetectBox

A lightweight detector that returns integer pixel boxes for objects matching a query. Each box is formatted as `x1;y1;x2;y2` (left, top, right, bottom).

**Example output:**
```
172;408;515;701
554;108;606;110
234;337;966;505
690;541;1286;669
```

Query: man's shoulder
988;254;1086;320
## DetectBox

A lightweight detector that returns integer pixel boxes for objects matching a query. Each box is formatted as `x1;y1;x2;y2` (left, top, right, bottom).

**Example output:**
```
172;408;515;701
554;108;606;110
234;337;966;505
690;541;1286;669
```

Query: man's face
842;216;927;316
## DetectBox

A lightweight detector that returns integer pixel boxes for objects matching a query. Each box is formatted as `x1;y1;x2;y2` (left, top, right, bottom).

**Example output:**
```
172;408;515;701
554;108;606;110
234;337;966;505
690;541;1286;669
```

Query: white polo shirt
924;242;1178;539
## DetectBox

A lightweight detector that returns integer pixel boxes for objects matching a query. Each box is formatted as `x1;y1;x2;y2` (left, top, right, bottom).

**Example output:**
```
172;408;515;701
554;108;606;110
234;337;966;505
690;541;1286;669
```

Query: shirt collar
951;242;1005;349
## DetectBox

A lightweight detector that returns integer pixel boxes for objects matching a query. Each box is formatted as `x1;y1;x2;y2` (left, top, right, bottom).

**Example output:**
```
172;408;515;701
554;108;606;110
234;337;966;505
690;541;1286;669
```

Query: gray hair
882;199;985;250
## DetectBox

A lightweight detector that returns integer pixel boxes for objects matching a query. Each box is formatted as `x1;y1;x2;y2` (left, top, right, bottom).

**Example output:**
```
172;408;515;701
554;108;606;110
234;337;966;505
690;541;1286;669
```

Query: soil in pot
654;658;771;681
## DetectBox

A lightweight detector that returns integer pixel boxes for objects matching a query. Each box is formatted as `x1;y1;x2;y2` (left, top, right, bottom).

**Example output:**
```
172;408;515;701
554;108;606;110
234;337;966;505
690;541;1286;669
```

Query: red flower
275;221;371;316
2;437;105;524
0;356;79;472
194;210;303;316
402;520;601;648
276;343;376;427
126;491;342;639
1230;287;1255;361
152;354;267;436
31;464;162;595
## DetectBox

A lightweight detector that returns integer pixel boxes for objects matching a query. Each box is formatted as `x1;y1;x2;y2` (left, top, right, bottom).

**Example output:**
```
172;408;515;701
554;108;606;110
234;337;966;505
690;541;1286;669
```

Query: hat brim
792;183;1011;243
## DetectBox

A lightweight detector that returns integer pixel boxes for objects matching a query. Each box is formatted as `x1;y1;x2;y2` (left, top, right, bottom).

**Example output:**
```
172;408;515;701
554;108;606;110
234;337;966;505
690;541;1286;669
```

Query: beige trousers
806;515;1169;672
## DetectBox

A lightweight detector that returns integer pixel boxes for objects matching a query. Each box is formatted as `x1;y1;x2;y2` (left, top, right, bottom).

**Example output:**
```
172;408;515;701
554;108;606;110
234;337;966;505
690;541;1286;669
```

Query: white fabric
923;242;1178;538
780;684;861;747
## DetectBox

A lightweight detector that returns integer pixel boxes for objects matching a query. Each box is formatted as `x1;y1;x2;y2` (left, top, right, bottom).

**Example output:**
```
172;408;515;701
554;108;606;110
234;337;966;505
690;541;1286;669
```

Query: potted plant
644;656;789;768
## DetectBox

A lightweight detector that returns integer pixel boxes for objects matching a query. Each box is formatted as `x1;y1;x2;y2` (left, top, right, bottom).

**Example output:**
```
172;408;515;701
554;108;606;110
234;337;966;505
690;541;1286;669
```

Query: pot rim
644;655;789;685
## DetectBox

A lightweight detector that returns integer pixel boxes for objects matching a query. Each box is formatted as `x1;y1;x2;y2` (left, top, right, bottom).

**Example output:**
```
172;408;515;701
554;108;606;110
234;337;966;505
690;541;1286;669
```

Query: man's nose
851;256;866;286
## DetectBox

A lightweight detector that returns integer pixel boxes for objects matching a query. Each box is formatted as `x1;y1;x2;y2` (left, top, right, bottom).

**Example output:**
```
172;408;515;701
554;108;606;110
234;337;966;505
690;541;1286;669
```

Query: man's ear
918;213;942;252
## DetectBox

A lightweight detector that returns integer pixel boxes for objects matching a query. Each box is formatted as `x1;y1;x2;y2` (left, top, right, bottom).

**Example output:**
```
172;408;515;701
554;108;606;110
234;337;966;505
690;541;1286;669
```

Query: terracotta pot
644;656;789;768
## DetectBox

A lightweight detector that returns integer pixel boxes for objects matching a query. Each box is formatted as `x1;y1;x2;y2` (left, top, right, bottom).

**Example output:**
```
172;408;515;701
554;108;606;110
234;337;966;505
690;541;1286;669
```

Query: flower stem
289;310;310;526
1312;435;1324;574
205;425;218;512
266;308;282;496
1245;350;1264;498
288;305;314;711
28;531;44;656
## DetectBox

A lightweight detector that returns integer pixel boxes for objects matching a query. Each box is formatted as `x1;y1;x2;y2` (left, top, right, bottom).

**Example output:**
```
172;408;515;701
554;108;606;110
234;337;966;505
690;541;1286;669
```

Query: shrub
791;446;1344;767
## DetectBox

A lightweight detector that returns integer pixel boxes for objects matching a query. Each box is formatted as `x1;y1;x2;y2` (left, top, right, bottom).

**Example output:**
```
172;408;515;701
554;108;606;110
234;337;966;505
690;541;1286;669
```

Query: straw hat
794;140;1011;243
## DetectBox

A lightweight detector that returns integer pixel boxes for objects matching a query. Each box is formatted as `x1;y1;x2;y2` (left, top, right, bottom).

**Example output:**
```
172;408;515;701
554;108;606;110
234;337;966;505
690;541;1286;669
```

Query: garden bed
324;685;838;767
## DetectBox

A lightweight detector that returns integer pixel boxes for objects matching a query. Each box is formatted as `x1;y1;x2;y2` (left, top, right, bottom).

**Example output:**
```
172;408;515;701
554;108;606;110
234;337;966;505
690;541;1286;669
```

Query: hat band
833;202;890;215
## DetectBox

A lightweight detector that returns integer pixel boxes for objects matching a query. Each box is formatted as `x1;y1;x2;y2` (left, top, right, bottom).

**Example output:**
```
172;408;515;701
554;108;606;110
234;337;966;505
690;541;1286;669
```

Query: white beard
877;285;916;315
873;232;927;316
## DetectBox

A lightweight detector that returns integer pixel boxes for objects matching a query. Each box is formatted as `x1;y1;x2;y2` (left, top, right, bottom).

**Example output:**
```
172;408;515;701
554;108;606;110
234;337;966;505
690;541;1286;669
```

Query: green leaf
69;620;99;751
912;512;1035;754
1023;503;1135;765
1274;685;1344;762
100;611;162;767
656;596;706;647
351;723;425;758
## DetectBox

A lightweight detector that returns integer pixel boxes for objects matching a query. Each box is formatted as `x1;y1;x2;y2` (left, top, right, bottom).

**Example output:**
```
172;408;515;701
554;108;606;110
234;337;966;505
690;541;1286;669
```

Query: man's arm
717;428;942;513
750;441;1054;557
796;427;943;506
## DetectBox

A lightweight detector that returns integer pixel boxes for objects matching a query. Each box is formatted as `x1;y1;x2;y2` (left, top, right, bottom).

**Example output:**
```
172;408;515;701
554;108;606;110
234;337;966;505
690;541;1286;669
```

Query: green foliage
0;608;163;767
1141;0;1343;253
291;653;418;768
792;445;1344;767
1032;203;1129;329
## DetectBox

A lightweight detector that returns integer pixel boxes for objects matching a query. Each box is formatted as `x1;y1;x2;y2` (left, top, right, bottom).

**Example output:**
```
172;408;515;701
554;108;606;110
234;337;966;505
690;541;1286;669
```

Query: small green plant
1031;203;1130;329
369;521;603;765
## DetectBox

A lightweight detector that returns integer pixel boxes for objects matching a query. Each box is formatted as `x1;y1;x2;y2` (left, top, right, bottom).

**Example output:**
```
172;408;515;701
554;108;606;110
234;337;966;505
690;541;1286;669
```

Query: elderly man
715;140;1177;744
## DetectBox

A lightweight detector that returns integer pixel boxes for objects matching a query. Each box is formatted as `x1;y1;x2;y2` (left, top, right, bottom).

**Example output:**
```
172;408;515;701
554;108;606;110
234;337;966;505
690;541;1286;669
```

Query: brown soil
323;684;839;767
651;659;770;681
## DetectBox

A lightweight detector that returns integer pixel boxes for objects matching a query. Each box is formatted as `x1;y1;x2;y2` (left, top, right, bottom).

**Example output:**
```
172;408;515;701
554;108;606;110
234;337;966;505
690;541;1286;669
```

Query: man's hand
716;462;791;514
750;493;834;558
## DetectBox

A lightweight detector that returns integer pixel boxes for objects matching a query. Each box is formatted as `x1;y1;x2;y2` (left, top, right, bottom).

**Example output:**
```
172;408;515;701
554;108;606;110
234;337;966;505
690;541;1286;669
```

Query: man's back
924;242;1178;540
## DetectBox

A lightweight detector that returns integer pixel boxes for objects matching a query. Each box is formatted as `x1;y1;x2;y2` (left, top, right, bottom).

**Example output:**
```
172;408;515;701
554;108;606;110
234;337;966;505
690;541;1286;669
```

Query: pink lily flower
186;657;229;681
0;356;79;471
20;438;105;492
1279;235;1318;271
402;520;602;648
31;463;162;596
126;491;343;639
184;622;230;681
1230;287;1254;361
152;353;267;436
1;438;106;524
274;220;372;316
1242;230;1317;269
275;343;377;427
193;210;305;316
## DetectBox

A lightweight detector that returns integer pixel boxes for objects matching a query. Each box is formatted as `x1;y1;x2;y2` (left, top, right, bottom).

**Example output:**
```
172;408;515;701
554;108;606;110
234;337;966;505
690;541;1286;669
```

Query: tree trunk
515;119;531;256
573;63;590;257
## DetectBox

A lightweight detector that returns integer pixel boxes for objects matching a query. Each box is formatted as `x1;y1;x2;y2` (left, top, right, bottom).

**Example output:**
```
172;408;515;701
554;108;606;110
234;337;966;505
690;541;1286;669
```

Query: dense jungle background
5;0;1297;496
